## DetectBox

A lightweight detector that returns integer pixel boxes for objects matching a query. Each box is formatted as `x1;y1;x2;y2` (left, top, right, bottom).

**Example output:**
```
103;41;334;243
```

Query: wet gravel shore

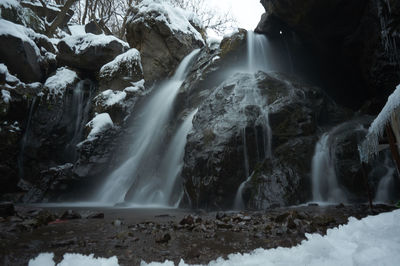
0;203;396;265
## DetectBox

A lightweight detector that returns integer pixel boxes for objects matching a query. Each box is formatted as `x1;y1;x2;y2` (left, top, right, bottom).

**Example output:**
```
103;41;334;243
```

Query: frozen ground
26;208;400;266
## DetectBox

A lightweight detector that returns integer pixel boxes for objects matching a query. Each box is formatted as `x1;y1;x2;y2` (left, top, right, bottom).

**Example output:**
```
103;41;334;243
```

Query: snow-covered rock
99;48;143;91
0;18;43;82
126;0;204;83
57;33;129;72
359;84;400;163
85;113;114;142
0;0;45;33
94;80;146;125
43;67;79;100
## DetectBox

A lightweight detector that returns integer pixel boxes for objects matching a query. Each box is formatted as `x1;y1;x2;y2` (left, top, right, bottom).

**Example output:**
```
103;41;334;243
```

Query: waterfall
65;80;92;161
374;154;395;203
17;96;37;179
94;49;200;206
232;32;275;210
127;109;197;206
311;133;346;203
247;31;272;73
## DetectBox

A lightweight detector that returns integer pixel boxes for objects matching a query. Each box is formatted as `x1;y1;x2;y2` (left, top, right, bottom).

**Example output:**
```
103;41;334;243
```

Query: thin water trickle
94;49;200;206
17;96;37;179
65;81;92;160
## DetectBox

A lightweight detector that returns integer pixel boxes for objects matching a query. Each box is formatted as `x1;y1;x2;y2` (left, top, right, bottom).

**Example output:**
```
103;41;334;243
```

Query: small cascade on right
311;133;347;203
374;153;396;203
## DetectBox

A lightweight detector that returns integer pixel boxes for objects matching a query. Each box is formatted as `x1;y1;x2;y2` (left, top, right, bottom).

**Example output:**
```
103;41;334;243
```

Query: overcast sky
206;0;265;30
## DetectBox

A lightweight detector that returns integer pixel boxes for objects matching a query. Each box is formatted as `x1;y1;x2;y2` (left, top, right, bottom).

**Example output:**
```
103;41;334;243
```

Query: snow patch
359;84;400;162
133;0;204;43
68;24;86;36
99;48;142;79
86;113;114;141
44;67;78;99
123;79;145;93
0;0;19;9
0;63;19;84
29;253;118;266
96;90;127;107
61;33;128;54
1;89;11;103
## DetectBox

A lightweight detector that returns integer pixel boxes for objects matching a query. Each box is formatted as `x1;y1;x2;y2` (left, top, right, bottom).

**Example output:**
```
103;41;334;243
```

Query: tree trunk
46;0;77;36
82;0;89;25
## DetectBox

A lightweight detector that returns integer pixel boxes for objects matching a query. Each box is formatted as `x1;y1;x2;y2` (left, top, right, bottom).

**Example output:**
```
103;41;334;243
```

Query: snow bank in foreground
359;84;400;162
29;253;119;266
29;209;400;266
85;113;114;141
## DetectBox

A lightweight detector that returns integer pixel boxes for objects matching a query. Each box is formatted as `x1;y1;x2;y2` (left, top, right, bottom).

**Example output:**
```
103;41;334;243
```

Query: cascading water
311;121;369;203
132;109;198;206
17;96;37;179
311;133;346;203
94;49;200;206
233;32;274;209
65;80;92;160
374;153;396;203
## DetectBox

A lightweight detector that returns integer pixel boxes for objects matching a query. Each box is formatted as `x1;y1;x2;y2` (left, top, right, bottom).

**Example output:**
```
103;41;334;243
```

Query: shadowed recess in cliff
93;49;200;207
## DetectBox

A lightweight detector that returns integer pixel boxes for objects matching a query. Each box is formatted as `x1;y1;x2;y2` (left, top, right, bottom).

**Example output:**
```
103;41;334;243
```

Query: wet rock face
125;5;204;83
258;0;400;111
182;72;349;210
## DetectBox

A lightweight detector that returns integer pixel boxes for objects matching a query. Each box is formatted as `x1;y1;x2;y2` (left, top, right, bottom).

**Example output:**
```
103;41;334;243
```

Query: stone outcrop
0;0;45;33
182;72;350;209
125;1;204;83
257;0;400;111
98;48;144;92
57;34;129;73
0;19;44;83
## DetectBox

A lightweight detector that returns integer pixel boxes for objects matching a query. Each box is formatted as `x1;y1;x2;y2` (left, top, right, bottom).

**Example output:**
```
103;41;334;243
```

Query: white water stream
94;49;200;206
233;31;274;209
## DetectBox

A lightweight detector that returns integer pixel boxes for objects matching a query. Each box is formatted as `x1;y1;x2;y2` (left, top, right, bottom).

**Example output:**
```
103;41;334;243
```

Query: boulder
98;48;144;92
85;20;103;35
125;1;204;83
57;34;129;73
182;72;350;209
0;20;43;83
0;0;45;33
